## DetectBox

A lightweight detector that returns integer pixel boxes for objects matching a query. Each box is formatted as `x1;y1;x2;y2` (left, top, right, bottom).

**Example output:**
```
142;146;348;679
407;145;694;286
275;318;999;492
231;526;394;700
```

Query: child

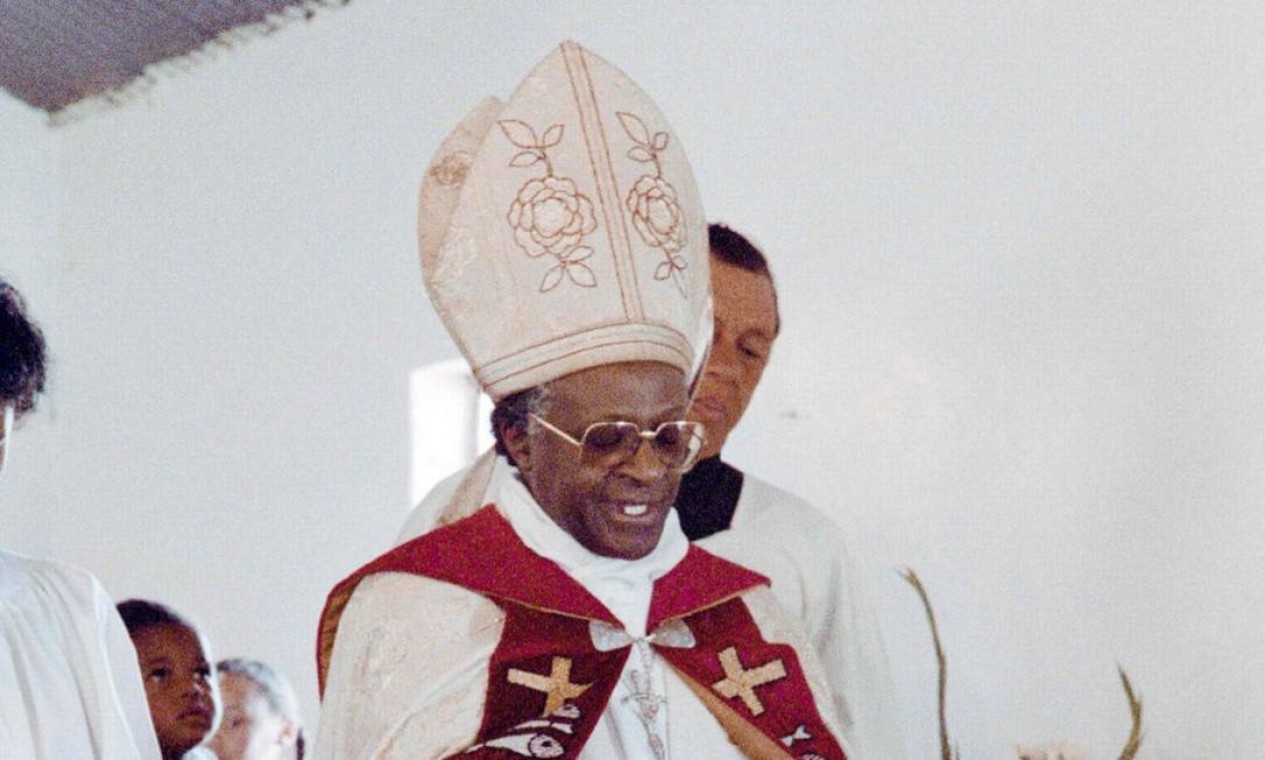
117;599;220;760
207;658;304;760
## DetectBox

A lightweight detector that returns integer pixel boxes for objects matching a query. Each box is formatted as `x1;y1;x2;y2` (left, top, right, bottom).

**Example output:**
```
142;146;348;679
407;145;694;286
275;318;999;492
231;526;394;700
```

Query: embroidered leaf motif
627;146;654;163
670;254;686;269
499;120;539;149
617;112;651;146
652;131;669;151
565;246;594;263
541;124;564;148
654;260;673;281
670;266;686;296
567;262;597;287
505;118;600;292
540;264;565;293
510;151;542;168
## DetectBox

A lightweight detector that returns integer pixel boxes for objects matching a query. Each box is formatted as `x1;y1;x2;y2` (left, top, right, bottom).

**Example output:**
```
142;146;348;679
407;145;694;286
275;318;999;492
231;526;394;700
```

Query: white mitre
418;41;711;400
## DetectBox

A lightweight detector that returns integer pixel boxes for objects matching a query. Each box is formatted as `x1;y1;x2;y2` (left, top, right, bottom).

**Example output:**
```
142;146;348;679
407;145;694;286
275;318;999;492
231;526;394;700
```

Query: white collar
497;471;687;635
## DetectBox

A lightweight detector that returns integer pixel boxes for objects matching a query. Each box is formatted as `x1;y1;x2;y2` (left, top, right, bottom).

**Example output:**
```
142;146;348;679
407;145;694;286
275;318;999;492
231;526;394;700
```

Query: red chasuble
318;506;846;759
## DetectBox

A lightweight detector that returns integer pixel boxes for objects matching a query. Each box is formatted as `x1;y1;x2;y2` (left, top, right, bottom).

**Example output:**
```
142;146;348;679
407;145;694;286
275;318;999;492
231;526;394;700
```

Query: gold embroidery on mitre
710;646;787;717
617;111;688;297
507;656;594;717
501;120;599;293
430;150;473;188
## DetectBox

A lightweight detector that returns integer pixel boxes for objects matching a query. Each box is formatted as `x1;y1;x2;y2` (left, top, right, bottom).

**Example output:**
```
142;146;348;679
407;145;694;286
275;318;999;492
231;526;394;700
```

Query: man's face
509;361;689;560
689;259;778;459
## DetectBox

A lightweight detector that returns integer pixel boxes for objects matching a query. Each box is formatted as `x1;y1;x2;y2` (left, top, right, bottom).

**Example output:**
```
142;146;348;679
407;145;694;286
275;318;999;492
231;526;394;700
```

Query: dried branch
1116;666;1143;760
902;567;1139;760
902;567;958;760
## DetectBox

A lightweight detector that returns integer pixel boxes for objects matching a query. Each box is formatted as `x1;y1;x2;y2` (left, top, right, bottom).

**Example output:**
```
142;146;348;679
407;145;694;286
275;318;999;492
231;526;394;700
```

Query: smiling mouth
609;499;666;522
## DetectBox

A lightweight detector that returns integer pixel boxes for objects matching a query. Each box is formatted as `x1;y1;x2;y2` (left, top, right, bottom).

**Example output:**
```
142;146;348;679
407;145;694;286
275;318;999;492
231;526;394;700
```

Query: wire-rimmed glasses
529;414;706;473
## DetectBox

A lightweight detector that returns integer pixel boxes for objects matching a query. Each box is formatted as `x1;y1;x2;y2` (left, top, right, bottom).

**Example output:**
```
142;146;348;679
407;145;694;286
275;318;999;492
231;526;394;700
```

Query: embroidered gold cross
507;656;593;717
711;646;787;716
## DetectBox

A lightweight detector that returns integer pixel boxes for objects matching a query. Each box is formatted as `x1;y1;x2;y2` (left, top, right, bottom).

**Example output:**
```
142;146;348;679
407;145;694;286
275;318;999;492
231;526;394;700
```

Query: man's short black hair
709;223;771;275
708;223;780;334
0;278;48;420
490;385;551;462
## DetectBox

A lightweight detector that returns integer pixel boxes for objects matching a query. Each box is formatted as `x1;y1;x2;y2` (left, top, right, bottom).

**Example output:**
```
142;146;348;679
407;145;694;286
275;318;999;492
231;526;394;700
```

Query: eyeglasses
529;414;706;473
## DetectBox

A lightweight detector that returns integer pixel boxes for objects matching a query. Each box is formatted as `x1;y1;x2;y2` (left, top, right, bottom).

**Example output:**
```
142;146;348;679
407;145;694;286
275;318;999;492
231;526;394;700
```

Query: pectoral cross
507;656;593;717
711;646;787;716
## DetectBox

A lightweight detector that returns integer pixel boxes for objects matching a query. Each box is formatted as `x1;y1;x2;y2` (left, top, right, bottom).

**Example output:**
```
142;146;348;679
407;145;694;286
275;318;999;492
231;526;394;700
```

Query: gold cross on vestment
711;646;787;717
507;656;593;717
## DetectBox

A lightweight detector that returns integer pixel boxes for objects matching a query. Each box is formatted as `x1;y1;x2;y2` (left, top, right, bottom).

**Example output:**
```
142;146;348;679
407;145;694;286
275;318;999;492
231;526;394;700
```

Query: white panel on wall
408;359;477;506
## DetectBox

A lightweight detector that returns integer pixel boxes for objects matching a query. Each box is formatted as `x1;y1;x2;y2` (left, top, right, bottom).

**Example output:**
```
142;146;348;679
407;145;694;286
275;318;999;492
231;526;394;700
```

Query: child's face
207;673;293;760
134;622;220;758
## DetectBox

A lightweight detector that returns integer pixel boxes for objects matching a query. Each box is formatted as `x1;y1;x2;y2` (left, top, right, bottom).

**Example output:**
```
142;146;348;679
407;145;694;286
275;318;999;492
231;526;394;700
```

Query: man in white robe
0;552;162;759
399;226;906;758
0;278;161;759
319;436;847;758
317;42;851;759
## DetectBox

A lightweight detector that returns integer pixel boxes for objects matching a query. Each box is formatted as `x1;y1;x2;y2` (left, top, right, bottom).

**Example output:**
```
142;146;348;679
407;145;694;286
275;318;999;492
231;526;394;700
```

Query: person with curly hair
0;276;162;759
0;278;46;472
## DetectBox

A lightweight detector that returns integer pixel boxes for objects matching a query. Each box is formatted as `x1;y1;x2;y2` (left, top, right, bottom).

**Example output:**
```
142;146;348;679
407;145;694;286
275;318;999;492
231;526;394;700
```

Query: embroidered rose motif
507;176;597;260
626;174;686;255
501;120;598;292
430;150;472;188
618;112;688;296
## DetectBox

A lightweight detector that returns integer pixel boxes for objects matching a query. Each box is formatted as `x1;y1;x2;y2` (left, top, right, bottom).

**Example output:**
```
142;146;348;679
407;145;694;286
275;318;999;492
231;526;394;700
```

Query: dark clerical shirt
674;456;745;541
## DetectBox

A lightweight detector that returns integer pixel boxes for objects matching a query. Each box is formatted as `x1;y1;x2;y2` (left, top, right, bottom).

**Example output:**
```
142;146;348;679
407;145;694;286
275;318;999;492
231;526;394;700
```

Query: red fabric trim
648;545;769;631
316;507;771;694
366;506;619;621
316;506;846;756
657;597;848;759
464;605;628;758
323;505;615;634
316;505;616;694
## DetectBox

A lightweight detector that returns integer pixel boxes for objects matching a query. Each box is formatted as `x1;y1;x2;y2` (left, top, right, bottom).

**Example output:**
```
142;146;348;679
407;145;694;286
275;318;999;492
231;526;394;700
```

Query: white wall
8;2;1263;756
715;6;1265;757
